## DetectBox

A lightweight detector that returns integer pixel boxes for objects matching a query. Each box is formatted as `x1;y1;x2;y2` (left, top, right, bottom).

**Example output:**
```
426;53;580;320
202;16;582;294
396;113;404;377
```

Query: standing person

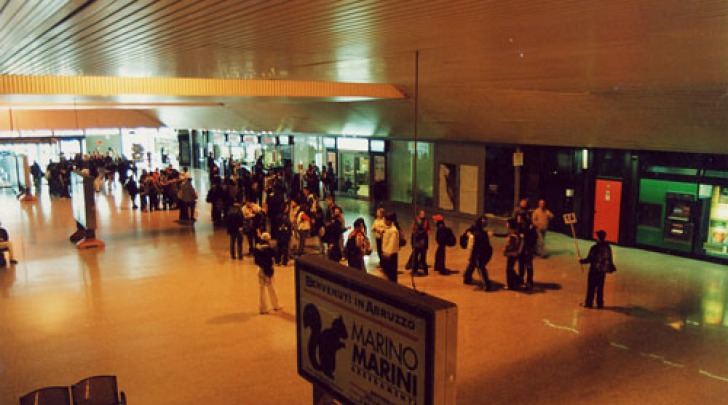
503;219;522;290
265;181;285;239
225;200;245;260
380;214;401;283
579;230;616;309
531;199;555;258
30;161;44;188
124;175;139;210
323;209;347;263
410;210;431;276
206;177;225;226
463;216;493;290
0;221;19;265
371;208;387;268
254;233;281;314
433;214;456;275
242;200;262;256
178;174;198;223
295;202;312;256
326;162;337;196
345;218;371;271
517;215;538;290
275;210;292;266
512;198;530;221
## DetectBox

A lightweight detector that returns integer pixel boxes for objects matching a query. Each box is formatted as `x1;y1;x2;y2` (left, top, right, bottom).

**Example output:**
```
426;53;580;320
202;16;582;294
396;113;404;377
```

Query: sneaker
274;306;283;312
10;259;18;264
259;310;269;315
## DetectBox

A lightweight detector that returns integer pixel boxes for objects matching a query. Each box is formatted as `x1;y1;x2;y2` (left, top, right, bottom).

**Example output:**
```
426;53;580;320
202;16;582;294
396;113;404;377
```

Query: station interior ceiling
1;0;728;155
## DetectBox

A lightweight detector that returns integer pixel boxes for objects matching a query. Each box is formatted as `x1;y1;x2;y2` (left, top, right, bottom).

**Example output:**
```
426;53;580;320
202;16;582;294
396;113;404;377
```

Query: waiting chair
70;376;126;405
19;386;71;405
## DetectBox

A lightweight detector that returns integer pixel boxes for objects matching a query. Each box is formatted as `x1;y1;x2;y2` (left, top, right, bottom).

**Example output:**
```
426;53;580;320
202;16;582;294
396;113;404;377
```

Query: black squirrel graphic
303;303;348;380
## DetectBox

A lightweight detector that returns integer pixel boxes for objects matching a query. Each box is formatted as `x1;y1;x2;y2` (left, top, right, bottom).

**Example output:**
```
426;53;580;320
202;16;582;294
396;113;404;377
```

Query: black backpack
345;235;360;259
595;243;615;273
459;232;469;249
444;227;456;247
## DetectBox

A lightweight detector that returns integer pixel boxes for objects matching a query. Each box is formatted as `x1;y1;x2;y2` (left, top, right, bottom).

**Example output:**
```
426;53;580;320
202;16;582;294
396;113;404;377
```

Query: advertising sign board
296;256;457;405
71;172;96;230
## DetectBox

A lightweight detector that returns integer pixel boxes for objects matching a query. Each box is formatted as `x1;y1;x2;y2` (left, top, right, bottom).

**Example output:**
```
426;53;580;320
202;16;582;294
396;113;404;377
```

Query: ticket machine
663;192;697;246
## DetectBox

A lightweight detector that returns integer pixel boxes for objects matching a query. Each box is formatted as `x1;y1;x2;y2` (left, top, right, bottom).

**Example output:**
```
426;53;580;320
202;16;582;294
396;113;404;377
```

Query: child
254;233;281;314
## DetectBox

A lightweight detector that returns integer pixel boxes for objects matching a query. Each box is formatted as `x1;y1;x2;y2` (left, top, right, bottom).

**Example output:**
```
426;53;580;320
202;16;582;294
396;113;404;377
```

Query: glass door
339;152;369;198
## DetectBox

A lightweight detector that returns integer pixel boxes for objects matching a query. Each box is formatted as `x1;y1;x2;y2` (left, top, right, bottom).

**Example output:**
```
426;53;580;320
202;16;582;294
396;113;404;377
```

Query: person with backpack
463;215;493;290
323;208;348;263
503;218;522;290
433;214;456;275
345;218;372;271
579;230;616;309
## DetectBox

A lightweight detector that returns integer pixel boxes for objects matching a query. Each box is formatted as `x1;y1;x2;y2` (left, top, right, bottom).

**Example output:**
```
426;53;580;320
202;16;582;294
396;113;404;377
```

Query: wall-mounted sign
0;131;19;138
337;137;368;152
261;135;277;145
323;137;336;149
227;134;241;144
53;129;84;137
278;135;291;145
87;128;120;136
296;256;457;405
212;133;226;143
370;139;386;153
243;135;258;144
513;151;524;167
20;129;53;137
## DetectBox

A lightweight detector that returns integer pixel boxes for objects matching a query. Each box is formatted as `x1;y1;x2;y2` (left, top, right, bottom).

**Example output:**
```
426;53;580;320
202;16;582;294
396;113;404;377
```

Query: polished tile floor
1;178;728;404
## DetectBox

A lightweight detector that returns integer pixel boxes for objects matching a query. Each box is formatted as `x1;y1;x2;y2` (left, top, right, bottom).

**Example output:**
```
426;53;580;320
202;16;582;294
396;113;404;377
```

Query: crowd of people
23;153;615;311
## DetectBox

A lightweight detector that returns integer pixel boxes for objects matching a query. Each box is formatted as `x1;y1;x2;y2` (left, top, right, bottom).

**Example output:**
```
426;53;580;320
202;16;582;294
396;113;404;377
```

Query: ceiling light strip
0;75;404;99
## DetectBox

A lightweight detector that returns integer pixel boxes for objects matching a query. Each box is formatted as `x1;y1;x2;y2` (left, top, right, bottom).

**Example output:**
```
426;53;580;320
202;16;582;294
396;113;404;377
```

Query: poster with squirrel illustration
297;267;434;405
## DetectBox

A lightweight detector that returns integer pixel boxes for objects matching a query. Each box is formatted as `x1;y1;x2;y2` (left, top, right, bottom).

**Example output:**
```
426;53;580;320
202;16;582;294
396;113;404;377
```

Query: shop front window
389;141;433;205
704;186;728;257
293;135;323;173
339;152;369;197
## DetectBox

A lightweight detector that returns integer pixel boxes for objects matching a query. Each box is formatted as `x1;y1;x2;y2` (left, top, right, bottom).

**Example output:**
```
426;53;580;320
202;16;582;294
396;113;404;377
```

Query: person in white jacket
380;213;401;283
371;208;387;268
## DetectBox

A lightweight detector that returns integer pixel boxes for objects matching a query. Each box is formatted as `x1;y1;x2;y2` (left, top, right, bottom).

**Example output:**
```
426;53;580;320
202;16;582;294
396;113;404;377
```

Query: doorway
339;152;369;197
593;179;622;243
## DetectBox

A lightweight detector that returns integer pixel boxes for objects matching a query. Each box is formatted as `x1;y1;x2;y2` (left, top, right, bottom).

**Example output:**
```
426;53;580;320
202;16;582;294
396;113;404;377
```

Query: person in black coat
463;215;493;290
225;200;245;260
433;215;455;275
579;230;615;309
275;211;292;266
517;214;539;290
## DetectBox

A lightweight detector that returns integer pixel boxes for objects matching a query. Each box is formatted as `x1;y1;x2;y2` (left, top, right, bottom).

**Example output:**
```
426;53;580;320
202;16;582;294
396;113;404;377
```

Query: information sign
296;256;457;405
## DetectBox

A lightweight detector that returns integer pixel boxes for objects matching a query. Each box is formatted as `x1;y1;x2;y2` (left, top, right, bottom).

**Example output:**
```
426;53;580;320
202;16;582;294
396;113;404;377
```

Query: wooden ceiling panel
1;1;728;153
